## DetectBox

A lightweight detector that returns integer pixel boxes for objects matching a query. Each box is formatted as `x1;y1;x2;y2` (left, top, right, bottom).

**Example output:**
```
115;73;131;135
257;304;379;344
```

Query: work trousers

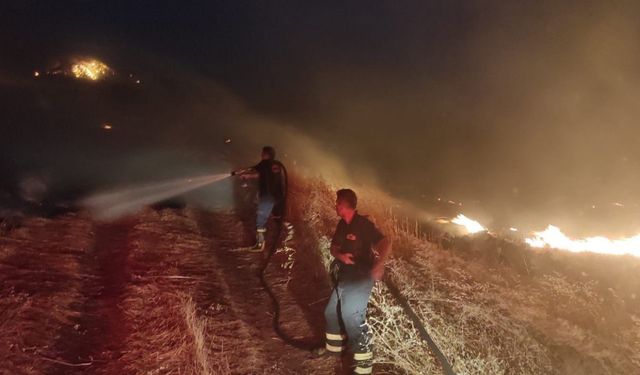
256;194;275;232
256;194;285;231
324;268;375;374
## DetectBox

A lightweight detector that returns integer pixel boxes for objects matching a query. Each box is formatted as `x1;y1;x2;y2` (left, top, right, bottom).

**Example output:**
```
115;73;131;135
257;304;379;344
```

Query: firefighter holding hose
317;188;392;375
232;146;286;250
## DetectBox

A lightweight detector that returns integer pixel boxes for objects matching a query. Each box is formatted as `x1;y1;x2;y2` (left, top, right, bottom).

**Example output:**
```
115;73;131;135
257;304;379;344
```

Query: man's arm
330;242;354;264
371;236;392;281
240;171;260;180
232;167;259;179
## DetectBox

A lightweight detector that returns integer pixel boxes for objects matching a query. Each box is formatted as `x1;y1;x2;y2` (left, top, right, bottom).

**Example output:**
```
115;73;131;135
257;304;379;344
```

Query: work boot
251;230;266;251
353;352;373;374
311;346;341;358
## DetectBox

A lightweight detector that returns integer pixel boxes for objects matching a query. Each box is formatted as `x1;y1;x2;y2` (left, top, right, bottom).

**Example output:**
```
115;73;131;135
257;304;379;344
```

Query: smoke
257;0;640;237
18;174;48;203
4;1;640;236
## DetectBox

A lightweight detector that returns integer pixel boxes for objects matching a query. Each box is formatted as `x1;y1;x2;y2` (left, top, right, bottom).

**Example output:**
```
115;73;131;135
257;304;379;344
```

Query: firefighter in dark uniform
232;146;286;250
319;189;392;375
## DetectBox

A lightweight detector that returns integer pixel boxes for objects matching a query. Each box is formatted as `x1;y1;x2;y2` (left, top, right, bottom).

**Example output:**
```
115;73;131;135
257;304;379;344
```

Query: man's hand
371;263;385;281
336;252;355;265
371;236;392;281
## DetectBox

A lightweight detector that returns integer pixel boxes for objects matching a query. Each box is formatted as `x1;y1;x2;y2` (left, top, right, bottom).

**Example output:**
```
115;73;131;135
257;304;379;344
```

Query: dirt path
0;206;342;374
45;219;135;374
0;214;94;374
195;210;339;374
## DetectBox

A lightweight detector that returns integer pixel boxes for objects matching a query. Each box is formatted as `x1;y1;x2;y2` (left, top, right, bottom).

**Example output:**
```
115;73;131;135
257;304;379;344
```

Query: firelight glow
442;208;640;257
451;214;486;234
525;225;640;256
71;59;111;81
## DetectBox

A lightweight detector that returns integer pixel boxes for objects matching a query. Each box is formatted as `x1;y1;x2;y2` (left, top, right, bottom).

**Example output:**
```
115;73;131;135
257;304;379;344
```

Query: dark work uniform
252;159;285;231
324;212;384;375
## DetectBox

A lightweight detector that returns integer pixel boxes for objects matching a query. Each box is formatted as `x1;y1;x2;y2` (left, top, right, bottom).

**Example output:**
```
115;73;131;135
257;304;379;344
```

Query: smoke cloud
3;1;640;236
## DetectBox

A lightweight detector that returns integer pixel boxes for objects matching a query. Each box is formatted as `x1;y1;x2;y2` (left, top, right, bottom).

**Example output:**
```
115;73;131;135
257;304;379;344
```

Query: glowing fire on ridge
70;59;111;81
451;214;486;234
525;225;640;256
444;210;640;257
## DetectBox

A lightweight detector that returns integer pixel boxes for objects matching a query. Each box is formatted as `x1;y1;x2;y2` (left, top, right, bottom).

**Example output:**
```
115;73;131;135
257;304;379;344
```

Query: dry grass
367;281;439;374
118;284;230;375
0;214;93;374
115;209;234;375
0;208;236;375
286;172;640;375
3;172;640;375
385;254;552;375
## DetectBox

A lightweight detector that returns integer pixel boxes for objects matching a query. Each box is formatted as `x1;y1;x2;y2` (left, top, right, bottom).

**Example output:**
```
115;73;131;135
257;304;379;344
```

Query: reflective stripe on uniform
354;366;373;374
257;228;267;233
325;343;345;353
326;332;347;341
354;352;373;361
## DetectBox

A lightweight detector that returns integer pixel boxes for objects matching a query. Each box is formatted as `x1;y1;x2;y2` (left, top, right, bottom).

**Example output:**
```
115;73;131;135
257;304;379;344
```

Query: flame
525;225;640;256
451;214;486;234
71;59;111;81
435;201;640;256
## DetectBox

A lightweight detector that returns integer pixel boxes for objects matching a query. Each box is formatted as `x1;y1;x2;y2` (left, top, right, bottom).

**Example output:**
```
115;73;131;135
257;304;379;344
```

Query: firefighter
318;188;392;375
232;146;286;250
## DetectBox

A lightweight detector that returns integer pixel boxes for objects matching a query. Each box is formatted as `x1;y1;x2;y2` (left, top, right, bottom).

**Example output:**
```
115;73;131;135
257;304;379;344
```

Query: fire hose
254;164;322;350
240;166;456;373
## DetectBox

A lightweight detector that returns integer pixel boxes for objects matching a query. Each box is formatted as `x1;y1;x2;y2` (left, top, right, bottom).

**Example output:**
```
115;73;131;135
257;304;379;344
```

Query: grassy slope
0;206;334;374
2;172;639;375
287;173;640;375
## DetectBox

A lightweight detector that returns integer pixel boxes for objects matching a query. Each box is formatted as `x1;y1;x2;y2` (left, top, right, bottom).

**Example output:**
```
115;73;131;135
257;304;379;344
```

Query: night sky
3;1;640;236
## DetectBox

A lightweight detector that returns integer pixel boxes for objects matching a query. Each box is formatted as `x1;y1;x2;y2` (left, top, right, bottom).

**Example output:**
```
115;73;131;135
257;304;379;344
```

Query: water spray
81;172;232;220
